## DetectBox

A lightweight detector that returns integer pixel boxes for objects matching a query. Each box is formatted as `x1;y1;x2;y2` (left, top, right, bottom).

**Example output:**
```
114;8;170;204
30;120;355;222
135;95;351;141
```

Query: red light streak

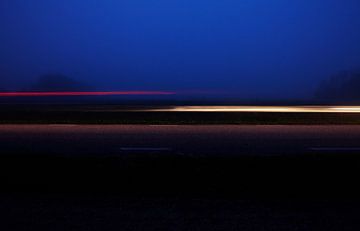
0;91;175;97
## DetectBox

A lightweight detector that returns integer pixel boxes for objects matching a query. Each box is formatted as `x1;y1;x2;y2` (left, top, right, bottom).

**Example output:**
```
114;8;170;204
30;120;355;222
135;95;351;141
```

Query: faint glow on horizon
146;106;360;113
0;91;175;97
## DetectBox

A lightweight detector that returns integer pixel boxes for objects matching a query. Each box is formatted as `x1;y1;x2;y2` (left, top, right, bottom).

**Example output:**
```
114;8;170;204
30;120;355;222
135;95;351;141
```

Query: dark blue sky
1;0;360;99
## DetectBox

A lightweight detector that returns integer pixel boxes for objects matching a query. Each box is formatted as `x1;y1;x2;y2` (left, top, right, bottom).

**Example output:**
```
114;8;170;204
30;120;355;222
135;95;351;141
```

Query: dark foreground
1;125;360;230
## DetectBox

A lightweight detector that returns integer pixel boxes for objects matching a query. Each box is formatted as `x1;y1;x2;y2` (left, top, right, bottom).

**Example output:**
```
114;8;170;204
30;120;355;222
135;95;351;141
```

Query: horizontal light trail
0;91;175;97
145;106;360;113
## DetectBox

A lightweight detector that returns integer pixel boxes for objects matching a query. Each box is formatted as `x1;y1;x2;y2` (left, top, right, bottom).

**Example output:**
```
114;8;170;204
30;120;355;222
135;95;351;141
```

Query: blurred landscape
2;1;360;230
2;70;360;106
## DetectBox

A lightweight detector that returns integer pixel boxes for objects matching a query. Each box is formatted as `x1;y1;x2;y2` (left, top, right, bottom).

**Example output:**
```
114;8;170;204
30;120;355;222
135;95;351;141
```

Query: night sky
1;0;360;100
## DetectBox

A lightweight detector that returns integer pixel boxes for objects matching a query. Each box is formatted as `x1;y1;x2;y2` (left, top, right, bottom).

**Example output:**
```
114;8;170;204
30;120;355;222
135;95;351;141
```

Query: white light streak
143;106;360;113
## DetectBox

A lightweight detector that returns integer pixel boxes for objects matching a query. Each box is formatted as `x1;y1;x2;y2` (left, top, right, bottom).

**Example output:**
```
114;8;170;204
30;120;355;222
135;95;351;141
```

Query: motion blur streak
147;106;360;113
0;91;175;97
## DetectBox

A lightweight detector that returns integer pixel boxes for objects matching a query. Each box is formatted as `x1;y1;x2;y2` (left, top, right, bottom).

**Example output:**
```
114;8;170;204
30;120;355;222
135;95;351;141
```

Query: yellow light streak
144;106;360;113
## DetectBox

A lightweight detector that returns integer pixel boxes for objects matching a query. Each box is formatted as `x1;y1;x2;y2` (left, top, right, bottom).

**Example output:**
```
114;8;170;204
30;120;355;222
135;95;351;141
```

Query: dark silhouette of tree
0;79;9;92
0;83;9;92
315;70;360;102
29;74;93;92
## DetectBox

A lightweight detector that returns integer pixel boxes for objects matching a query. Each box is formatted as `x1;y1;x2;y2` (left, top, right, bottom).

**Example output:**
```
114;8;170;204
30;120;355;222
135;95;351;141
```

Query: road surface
2;125;360;230
1;125;360;156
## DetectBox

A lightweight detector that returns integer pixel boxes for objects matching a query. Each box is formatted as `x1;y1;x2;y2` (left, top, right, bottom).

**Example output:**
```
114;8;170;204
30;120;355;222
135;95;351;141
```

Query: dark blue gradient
1;0;360;100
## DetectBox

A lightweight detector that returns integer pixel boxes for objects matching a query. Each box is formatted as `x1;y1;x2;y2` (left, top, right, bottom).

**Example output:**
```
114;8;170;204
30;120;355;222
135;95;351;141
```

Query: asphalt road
2;125;360;230
1;124;360;157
